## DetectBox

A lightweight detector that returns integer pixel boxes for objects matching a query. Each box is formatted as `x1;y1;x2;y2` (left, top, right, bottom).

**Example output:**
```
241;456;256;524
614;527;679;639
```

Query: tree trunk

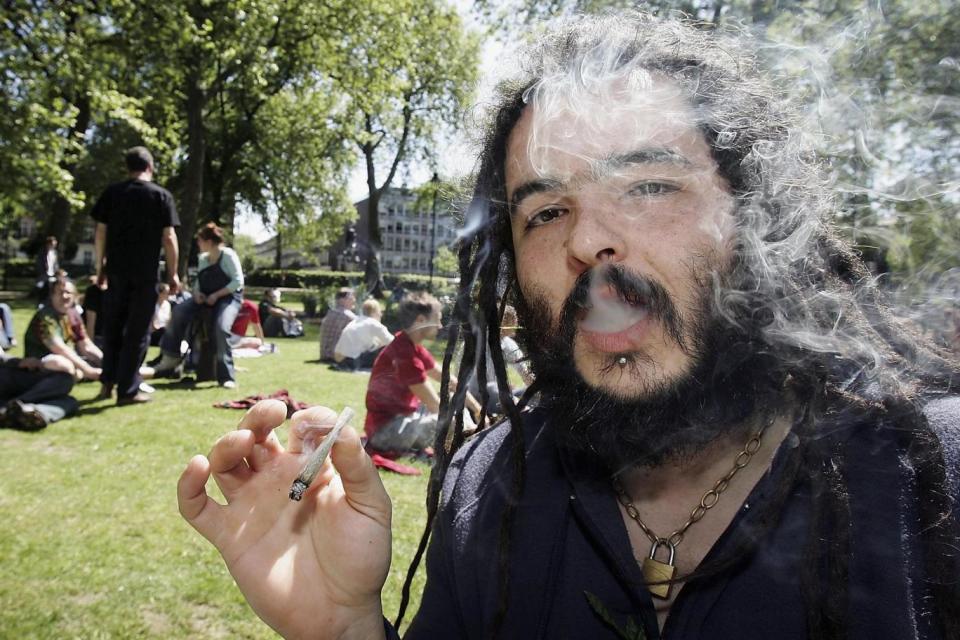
363;147;386;298
46;92;92;245
274;229;282;269
179;73;207;276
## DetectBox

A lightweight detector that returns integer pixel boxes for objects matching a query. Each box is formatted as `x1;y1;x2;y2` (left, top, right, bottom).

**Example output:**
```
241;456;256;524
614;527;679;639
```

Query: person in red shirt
229;299;266;350
364;291;480;453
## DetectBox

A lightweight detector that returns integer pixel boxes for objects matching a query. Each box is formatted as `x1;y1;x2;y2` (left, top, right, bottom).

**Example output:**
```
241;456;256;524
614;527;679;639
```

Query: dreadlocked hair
396;11;960;638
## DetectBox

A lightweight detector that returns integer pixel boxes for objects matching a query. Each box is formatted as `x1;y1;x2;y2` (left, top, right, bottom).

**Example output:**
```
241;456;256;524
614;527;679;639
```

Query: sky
235;1;504;243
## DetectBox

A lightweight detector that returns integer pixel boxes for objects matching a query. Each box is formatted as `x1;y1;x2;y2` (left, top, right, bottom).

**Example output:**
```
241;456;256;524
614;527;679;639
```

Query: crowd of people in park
1;147;520;446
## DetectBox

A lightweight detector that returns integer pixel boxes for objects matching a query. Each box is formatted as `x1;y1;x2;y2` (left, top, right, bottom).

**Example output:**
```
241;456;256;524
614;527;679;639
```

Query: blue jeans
0;367;78;424
0;303;13;349
161;295;241;383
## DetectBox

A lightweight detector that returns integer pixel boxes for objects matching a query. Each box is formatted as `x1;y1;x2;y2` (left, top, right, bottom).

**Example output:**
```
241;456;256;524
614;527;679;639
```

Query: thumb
330;426;391;523
177;454;226;545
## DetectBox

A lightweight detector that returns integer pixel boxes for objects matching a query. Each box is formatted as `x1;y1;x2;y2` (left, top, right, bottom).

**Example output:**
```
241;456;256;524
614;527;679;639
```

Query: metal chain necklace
613;417;770;600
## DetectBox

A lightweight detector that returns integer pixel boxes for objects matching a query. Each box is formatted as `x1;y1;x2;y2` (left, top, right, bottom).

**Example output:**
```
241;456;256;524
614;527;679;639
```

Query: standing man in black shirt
91;146;181;405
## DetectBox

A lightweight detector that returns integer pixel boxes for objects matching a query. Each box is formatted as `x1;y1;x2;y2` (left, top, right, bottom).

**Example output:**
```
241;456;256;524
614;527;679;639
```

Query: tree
122;0;361;274
474;0;959;281
433;246;459;277
0;0;162;242
338;0;480;296
236;85;357;264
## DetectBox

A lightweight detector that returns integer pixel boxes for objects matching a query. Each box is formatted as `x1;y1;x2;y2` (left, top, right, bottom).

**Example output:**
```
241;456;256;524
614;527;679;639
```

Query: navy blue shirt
396;397;960;639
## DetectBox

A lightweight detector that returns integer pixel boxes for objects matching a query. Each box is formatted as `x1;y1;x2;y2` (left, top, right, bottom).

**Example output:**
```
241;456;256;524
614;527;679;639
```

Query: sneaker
117;392;152;406
138;382;156;394
220;380;238;390
6;400;48;431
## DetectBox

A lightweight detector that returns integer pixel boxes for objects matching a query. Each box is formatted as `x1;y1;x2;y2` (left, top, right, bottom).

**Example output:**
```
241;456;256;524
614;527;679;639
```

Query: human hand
205;292;218;306
82;365;102;381
177;401;391;640
194;293;207;305
168;273;181;296
96;271;107;289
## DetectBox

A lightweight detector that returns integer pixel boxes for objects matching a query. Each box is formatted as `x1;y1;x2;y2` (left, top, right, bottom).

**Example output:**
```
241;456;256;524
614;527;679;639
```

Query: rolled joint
288;479;308;502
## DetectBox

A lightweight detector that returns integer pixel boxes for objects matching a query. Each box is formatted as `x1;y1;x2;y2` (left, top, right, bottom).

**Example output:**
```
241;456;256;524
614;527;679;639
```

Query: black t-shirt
90;179;179;282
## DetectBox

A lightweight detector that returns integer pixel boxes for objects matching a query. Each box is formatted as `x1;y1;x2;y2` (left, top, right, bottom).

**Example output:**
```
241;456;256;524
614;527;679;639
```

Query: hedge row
246;269;459;295
3;259;95;283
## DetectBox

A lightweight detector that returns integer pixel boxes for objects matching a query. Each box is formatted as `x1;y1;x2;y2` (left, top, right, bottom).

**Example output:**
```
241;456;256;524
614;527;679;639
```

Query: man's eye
628;182;678;197
526;207;567;228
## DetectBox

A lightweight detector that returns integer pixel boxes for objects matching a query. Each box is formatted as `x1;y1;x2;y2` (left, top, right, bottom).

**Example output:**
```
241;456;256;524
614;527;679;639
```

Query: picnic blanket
213;389;310;418
370;453;421;476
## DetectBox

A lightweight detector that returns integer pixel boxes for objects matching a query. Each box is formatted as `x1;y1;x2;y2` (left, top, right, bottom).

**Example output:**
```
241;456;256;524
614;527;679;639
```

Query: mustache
558;264;688;352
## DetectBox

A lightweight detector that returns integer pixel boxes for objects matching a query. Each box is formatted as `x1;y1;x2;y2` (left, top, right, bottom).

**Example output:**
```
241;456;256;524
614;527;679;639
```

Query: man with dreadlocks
177;12;960;640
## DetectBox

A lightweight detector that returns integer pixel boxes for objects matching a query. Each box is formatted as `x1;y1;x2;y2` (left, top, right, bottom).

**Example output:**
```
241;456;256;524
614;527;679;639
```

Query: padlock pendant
642;540;677;599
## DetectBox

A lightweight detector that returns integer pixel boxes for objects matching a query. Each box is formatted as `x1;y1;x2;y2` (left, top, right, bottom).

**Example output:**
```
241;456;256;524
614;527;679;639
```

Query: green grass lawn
0;300;430;638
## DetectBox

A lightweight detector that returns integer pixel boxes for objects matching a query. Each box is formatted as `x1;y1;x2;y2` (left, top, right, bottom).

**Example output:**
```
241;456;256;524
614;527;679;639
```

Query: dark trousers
161;296;241;384
101;275;158;398
0;367;78;423
336;347;385;371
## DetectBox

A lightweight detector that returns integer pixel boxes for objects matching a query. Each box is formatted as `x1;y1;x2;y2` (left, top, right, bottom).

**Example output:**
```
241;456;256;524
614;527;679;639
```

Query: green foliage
247;268;459;299
432;246;460;276
342;0;480;288
473;0;959;278
2;259;34;279
1;0;480;283
584;591;647;639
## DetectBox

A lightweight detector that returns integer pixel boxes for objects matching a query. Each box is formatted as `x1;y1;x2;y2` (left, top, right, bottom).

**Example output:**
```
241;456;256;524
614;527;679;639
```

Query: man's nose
564;205;626;275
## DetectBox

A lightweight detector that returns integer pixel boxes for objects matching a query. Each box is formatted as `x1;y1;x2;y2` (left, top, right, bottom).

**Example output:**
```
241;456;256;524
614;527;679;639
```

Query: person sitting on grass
0;344;79;431
154;223;243;389
62;279;104;368
333;298;394;371
149;283;172;346
466;304;534;415
364;291;481;455
228;299;267;351
259;288;303;338
318;287;356;362
24;278;101;383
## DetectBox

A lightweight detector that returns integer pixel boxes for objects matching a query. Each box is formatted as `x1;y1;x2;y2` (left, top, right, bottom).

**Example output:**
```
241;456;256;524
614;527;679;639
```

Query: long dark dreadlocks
394;12;960;639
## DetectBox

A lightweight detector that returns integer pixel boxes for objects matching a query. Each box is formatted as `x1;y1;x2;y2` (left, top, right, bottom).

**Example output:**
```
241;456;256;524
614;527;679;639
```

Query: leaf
584;591;647;640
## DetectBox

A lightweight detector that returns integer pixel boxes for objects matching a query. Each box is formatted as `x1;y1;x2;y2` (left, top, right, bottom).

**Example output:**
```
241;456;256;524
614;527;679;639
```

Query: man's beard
514;263;783;475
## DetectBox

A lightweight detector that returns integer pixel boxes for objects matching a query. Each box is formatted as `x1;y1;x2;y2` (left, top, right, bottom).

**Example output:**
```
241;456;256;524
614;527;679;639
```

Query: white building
330;186;458;275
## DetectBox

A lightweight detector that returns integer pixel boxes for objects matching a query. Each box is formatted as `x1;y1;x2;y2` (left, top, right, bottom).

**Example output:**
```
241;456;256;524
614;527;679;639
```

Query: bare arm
95;223;107;285
162;227;181;293
45;337;99;380
426;365;482;414
253;322;265;340
85;310;97;341
409;381;441;414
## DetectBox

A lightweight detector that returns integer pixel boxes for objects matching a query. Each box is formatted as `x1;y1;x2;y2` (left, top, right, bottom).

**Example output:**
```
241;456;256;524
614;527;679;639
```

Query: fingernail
294;420;325;436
